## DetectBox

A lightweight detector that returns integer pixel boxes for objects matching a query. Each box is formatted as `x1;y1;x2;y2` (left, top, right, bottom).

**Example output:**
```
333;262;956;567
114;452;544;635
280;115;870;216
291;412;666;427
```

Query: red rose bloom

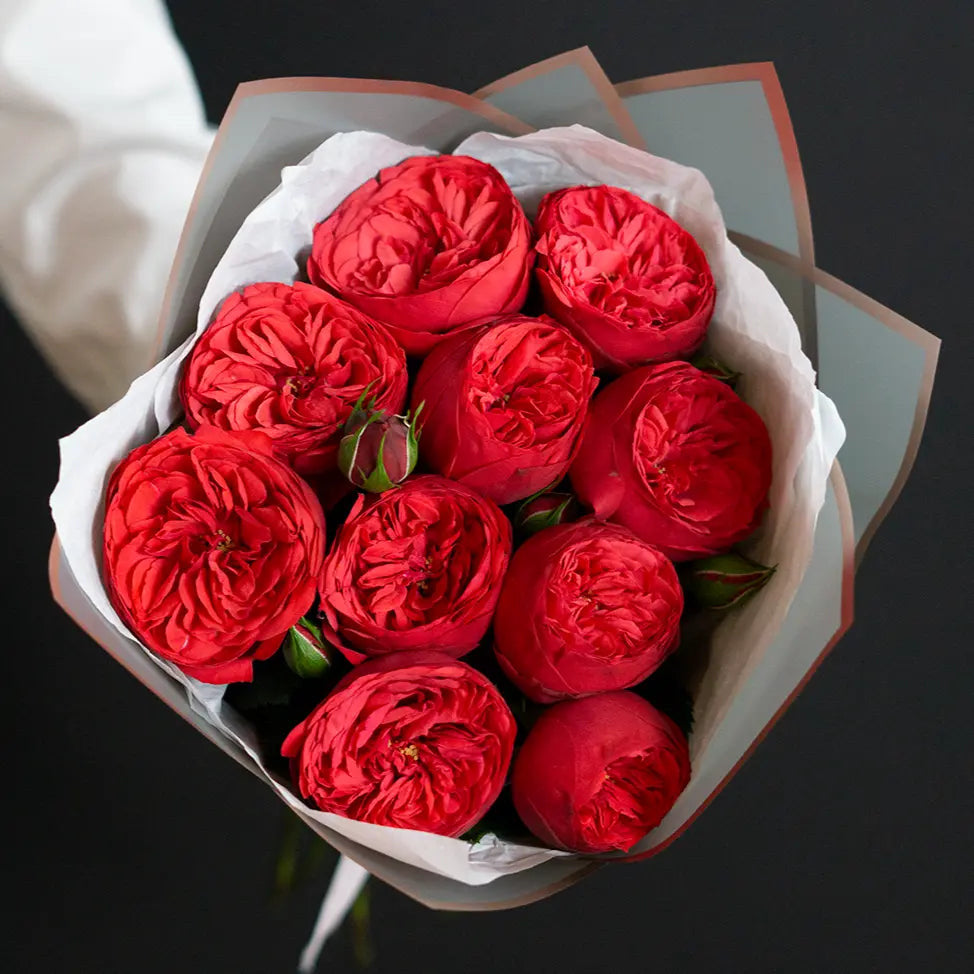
570;361;772;560
534;185;716;370
511;692;690;854
281;651;517;836
318;476;511;660
102;426;326;683
180;282;407;477
493;519;682;702
410;315;597;504
307;155;533;355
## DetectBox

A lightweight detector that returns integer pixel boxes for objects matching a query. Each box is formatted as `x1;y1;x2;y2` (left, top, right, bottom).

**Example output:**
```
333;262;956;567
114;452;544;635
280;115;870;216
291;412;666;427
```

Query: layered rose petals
411;314;597;504
511;692;690;853
102;426;326;683
535;185;716;370
180;282;407;477
571;361;772;560
318;476;512;660
308;155;533;354
494;520;682;702
282;651;517;836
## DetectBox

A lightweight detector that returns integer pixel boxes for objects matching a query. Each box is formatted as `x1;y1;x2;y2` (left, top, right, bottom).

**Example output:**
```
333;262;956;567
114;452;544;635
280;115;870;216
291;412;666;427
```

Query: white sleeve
0;0;212;412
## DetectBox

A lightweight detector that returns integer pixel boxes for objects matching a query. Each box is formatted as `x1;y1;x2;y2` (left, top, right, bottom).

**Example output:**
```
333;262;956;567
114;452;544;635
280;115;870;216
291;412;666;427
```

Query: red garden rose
318;476;511;660
493;519;682;702
534;185;716;370
511;691;690;854
102;426;326;684
180;282;407;477
307;155;533;355
570;361;772;560
281;651;517;836
410;315;597;504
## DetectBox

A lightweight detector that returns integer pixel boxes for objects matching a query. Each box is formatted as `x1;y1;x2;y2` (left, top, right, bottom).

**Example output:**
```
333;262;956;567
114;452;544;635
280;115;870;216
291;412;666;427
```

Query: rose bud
180;281;407;478
410;315;597;504
494;520;682;702
319;476;511;660
514;491;578;536
282;651;517;836
570;361;772;561
511;691;690;854
282;617;334;678
337;402;420;493
690;353;740;389
534;185;716;371
307;155;533;355
102;426;326;684
684;551;776;609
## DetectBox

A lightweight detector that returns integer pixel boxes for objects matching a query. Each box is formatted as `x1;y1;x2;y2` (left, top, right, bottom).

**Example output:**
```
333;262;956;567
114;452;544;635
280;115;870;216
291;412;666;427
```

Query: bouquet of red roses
50;49;938;965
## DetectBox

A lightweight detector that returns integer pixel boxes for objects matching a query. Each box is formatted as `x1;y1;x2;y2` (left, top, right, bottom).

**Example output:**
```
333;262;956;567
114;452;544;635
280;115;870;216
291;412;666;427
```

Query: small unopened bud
514;492;578;535
684;552;775;609
691;354;741;389
338;404;421;493
282;617;333;678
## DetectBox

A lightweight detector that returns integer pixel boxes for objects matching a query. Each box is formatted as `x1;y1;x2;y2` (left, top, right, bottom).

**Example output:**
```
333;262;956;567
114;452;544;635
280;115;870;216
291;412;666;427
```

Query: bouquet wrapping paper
49;49;938;919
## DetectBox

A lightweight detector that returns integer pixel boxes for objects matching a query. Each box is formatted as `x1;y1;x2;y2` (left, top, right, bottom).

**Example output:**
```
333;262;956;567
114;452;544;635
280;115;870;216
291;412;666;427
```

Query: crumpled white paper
50;125;844;886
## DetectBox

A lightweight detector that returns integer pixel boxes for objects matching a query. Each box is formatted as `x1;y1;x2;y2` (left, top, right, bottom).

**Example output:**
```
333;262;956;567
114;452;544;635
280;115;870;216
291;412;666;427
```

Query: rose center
401;555;432;592
213;528;236;552
283;368;316;398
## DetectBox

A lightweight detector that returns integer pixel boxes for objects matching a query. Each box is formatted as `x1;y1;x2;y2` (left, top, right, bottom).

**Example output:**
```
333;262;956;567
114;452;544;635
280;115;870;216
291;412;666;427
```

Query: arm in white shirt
0;0;212;412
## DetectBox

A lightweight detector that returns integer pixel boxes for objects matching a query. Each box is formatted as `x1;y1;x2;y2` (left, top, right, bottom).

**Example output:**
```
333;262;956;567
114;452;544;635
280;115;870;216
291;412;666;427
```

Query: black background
5;1;973;971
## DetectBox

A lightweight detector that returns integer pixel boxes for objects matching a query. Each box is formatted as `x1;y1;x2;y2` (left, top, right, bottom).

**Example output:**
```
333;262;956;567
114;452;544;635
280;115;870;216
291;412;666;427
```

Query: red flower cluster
104;155;773;848
283;652;517;837
103;426;325;684
535;185;716;371
494;520;683;702
411;314;597;504
307;154;532;355
512;692;691;853
180;282;406;478
318;476;511;661
571;361;773;560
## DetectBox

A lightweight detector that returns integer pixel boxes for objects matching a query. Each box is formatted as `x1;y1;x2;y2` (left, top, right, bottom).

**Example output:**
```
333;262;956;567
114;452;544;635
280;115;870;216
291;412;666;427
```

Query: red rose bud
511;692;690;854
494;519;683;702
338;405;420;493
534;185;716;371
570;361;772;561
179;282;407;478
514;491;578;535
684;551;775;609
102;426;326;684
282;651;517;836
411;315;597;504
319;476;511;660
690;353;741;389
308;155;533;355
282;617;333;678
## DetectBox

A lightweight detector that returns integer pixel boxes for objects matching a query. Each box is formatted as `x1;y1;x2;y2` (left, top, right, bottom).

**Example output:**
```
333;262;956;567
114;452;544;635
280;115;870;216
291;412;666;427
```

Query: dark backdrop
5;1;972;971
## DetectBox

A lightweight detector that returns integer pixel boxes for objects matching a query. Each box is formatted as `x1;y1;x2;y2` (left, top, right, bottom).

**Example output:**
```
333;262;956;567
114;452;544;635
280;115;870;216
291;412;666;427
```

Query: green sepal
282;616;332;678
683;551;776;610
691;354;741;389
514;492;575;535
